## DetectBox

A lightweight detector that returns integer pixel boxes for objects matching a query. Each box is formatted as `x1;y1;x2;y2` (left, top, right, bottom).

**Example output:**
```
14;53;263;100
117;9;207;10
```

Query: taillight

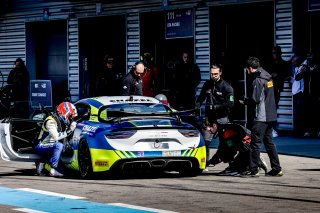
178;129;200;137
106;130;137;139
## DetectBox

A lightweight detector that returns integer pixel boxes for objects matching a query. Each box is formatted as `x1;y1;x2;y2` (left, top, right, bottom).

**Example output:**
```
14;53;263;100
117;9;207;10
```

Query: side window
75;103;91;121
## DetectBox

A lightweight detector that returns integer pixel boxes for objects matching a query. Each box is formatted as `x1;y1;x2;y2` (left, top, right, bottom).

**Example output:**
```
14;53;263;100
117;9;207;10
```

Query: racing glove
66;121;77;136
202;117;210;130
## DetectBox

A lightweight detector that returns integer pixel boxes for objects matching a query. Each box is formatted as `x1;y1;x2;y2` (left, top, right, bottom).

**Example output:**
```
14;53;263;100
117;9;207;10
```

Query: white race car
0;96;206;178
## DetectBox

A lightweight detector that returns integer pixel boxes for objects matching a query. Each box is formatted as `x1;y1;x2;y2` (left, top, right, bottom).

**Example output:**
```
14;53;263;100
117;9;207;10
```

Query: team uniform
196;78;234;161
248;68;282;176
122;71;143;96
196;78;234;123
36;115;69;169
35;102;77;177
209;123;268;175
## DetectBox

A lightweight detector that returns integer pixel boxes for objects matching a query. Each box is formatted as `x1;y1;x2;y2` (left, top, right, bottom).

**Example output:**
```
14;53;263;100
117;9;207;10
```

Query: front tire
78;139;93;178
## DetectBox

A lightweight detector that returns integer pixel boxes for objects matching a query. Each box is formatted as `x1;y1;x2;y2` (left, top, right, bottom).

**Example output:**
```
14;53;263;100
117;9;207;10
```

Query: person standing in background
140;52;159;97
7;58;30;102
173;50;201;110
304;53;320;137
267;46;291;137
96;55;123;96
294;52;320;138
290;55;306;137
7;58;30;118
122;61;145;96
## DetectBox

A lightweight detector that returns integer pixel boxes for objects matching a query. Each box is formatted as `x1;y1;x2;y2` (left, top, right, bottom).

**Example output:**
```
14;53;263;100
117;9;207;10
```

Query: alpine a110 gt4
0;96;206;178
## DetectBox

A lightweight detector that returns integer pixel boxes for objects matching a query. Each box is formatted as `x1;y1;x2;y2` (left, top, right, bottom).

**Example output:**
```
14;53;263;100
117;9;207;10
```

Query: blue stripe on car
86;99;104;109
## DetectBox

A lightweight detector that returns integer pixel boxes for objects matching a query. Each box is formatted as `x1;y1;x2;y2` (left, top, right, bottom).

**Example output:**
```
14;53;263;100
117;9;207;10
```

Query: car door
0;118;42;162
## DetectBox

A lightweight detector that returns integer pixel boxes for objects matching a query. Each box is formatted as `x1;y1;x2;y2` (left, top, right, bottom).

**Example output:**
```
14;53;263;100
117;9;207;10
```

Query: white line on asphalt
13;208;48;213
110;203;178;213
17;188;86;200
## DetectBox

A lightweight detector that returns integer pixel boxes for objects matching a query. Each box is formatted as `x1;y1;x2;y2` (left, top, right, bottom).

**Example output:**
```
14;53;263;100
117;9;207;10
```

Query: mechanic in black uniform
205;121;268;176
241;57;283;177
195;64;234;166
206;121;252;174
122;61;145;96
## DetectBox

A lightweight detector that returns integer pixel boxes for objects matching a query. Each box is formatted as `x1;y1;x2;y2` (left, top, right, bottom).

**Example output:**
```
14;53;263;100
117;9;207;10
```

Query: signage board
309;0;320;11
30;80;52;108
165;9;193;39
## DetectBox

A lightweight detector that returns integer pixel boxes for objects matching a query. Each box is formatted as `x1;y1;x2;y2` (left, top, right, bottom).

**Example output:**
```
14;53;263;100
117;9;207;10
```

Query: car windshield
99;103;173;121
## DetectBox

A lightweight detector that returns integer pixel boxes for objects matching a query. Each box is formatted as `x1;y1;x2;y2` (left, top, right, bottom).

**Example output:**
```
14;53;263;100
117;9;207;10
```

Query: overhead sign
30;80;52;108
162;0;169;9
165;9;193;39
309;0;320;11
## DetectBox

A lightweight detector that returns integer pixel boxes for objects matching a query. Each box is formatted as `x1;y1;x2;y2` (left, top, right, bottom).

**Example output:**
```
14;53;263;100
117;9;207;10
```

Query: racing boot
49;168;64;177
35;162;45;176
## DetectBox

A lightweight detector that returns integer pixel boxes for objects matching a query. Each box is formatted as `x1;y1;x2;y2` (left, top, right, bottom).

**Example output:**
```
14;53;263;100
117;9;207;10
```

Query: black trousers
250;121;281;172
293;92;306;136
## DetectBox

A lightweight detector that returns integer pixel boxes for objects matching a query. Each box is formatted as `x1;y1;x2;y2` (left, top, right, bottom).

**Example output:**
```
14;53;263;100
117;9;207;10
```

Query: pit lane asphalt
210;134;320;158
0;135;319;213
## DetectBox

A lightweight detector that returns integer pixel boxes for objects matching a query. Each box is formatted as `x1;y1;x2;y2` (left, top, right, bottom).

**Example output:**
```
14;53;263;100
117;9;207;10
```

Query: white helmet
155;94;168;105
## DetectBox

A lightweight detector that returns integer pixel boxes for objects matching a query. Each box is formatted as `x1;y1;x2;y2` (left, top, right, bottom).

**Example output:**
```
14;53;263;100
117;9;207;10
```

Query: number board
165;9;193;39
29;80;52;108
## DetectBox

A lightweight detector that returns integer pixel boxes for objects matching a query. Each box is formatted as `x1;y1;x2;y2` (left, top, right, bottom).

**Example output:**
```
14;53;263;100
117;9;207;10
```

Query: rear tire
78;139;93;178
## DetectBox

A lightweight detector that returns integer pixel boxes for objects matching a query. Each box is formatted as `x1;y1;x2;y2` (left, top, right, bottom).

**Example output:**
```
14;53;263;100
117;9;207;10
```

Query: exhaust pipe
150;159;167;167
121;161;152;170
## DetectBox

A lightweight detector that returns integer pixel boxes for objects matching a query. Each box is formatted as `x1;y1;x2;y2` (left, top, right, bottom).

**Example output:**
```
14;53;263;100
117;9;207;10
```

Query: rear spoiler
97;106;201;123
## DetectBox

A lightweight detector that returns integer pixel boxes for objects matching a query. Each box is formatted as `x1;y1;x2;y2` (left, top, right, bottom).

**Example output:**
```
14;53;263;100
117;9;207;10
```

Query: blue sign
162;0;169;9
30;80;52;108
309;0;320;11
165;9;193;39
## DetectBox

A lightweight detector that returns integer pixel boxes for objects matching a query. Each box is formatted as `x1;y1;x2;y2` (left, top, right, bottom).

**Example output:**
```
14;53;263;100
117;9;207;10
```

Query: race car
0;96;206;178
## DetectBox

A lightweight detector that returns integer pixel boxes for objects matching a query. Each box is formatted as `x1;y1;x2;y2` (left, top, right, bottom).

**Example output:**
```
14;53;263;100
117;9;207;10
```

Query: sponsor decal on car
82;125;98;136
162;150;181;156
95;161;109;166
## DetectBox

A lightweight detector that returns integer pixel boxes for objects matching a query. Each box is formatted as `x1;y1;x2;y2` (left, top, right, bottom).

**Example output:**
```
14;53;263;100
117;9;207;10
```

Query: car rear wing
98;106;201;123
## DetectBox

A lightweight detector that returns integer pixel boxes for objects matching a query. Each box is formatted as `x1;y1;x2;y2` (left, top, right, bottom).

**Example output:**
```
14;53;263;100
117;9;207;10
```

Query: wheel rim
78;140;91;177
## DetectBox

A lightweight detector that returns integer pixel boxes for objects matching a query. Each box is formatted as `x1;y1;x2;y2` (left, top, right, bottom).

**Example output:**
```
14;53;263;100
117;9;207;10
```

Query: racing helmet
56;102;78;123
155;94;168;105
